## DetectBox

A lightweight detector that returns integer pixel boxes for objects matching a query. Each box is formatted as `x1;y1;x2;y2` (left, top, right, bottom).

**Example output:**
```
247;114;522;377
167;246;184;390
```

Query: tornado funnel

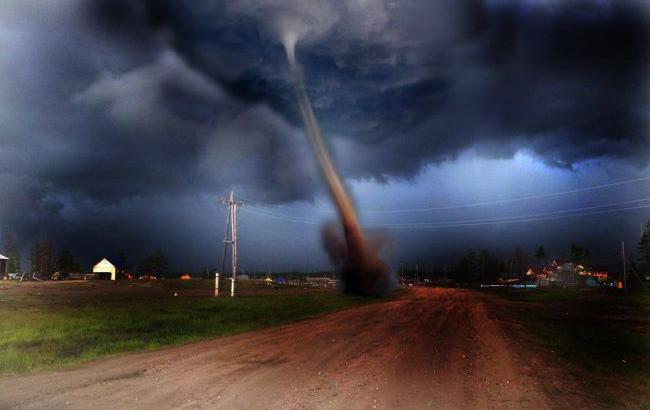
285;49;391;297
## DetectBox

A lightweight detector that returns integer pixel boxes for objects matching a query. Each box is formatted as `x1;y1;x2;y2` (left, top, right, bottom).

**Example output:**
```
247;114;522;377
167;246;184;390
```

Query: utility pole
621;241;627;295
218;192;243;297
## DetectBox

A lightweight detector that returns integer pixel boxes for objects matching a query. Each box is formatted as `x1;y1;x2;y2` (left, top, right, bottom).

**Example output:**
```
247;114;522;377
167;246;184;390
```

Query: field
0;280;374;374
0;282;648;409
492;288;650;408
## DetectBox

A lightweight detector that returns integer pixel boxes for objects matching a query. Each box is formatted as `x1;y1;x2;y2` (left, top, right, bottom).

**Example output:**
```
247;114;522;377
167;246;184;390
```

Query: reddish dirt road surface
0;288;591;409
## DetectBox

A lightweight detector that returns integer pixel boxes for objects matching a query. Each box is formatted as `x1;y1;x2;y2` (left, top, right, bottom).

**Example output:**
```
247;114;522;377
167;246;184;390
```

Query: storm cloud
0;0;648;268
80;0;650;175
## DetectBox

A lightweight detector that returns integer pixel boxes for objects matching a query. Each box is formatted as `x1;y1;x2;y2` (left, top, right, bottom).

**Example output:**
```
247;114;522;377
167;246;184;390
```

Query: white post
215;272;220;297
230;277;235;297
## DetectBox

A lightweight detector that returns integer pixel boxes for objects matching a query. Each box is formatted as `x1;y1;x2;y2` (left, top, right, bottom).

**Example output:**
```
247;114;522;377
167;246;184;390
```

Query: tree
139;251;169;276
512;247;529;276
455;249;478;283
478;249;500;283
116;251;128;271
638;221;650;271
570;243;586;264
479;249;489;283
30;241;54;276
2;231;22;273
534;245;546;268
57;247;79;272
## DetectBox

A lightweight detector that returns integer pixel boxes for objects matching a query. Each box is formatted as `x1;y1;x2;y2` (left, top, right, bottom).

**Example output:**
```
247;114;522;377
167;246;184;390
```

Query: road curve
0;288;587;409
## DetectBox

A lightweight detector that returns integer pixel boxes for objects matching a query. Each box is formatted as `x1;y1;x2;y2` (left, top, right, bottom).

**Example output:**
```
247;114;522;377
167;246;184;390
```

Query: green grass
494;288;650;407
523;316;649;408
498;289;650;371
0;281;377;374
498;286;650;305
496;287;600;303
525;318;649;374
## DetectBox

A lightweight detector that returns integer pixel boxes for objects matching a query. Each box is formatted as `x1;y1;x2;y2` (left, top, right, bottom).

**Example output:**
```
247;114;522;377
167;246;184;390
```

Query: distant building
93;258;116;281
0;254;7;277
538;259;609;287
553;262;579;286
306;277;338;288
588;265;609;280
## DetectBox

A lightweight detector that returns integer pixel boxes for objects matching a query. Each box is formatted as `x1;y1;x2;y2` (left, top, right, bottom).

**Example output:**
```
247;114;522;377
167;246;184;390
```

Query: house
0;254;7;278
93;258;116;281
553;262;579;286
539;259;609;287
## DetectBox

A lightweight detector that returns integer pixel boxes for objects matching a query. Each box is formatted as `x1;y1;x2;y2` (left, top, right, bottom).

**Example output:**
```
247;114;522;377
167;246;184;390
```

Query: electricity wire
240;199;650;229
239;175;650;215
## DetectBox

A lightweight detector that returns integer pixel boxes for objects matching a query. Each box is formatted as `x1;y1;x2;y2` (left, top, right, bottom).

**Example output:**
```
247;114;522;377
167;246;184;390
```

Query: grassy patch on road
0;280;376;374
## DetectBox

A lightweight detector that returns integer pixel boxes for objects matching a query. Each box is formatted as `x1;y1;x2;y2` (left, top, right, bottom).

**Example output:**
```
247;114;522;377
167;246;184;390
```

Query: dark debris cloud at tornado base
0;0;648;271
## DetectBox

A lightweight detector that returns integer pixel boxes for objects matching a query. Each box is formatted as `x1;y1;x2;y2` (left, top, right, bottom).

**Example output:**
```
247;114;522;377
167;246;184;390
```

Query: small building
93;258;116;281
0;254;8;277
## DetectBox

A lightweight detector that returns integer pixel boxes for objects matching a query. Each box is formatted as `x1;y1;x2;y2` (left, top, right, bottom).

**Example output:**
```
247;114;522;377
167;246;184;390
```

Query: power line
375;204;650;230
242;202;650;230
365;175;650;214
370;197;650;227
241;206;321;225
237;195;331;211
240;175;650;215
244;197;650;228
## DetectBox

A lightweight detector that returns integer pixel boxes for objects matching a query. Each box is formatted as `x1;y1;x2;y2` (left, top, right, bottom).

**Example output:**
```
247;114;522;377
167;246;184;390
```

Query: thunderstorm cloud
0;0;648;269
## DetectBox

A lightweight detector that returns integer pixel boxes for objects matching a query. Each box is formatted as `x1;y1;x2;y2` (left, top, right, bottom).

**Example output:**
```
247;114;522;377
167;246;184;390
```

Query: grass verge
494;288;649;408
0;280;379;374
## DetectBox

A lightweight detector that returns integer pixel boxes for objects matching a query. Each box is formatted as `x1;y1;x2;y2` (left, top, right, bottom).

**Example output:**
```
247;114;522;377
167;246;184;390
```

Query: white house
93;258;116;281
0;254;8;277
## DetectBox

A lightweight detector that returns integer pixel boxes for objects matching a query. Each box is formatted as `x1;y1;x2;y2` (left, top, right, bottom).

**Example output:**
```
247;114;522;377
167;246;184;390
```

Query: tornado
283;38;392;297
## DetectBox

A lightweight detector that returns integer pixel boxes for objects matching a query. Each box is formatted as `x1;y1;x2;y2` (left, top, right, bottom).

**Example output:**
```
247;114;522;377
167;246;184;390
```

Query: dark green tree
2;231;22;273
512;247;529;276
479;249;489;282
139;251;169;276
116;251;128;271
57;247;79;272
534;245;546;268
30;240;54;275
638;221;650;271
570;243;586;264
478;249;500;283
455;249;478;283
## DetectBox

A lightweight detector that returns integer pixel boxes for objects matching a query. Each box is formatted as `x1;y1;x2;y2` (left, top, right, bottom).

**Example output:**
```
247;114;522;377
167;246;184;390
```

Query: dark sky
0;0;649;272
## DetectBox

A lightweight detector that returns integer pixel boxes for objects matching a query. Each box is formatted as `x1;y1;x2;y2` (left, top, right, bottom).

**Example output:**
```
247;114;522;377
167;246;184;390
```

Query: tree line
2;220;649;278
1;231;170;277
452;242;600;283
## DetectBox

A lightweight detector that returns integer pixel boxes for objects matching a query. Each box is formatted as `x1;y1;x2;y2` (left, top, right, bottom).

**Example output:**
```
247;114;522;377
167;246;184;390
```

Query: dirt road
0;288;589;409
